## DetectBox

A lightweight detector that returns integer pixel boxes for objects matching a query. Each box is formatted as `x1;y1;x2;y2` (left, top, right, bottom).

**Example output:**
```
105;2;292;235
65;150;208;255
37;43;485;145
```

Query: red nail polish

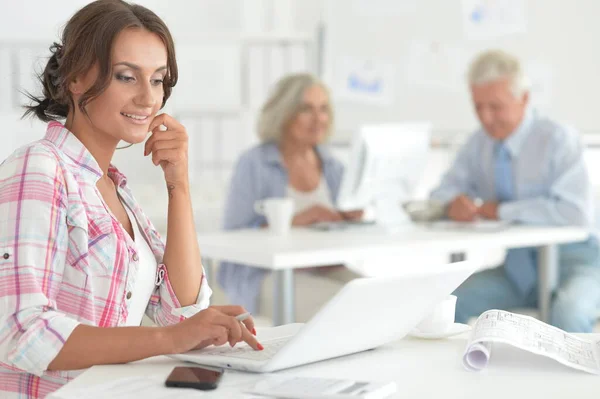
252;328;257;335
257;343;264;350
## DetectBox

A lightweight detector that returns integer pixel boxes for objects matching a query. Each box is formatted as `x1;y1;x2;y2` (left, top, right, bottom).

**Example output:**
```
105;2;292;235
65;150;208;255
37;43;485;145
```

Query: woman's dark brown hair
24;0;178;122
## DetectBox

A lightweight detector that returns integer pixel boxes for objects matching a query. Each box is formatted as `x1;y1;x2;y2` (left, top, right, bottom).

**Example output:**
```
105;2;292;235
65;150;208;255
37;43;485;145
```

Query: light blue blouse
217;142;344;312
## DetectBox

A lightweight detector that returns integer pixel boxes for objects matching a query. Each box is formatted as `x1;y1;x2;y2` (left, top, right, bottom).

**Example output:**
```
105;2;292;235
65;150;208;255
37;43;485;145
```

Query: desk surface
197;225;589;269
51;332;600;399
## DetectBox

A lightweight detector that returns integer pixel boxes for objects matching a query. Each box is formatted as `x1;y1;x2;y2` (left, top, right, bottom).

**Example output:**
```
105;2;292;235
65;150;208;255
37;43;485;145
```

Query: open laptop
171;261;477;373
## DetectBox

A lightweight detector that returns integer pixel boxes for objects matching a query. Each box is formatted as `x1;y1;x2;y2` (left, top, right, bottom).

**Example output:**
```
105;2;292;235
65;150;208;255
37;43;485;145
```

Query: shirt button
126;291;132;300
2;253;9;260
132;253;139;262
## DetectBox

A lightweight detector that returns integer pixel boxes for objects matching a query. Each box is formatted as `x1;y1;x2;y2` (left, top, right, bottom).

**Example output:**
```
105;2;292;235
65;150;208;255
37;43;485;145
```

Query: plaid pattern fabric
0;122;211;398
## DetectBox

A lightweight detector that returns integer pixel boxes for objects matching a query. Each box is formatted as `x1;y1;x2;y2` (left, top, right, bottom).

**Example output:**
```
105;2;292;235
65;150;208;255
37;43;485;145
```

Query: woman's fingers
211;331;229;347
200;325;228;348
185;307;264;352
210;312;244;347
212;306;257;335
144;131;181;156
151;149;185;166
211;311;262;350
146;138;180;154
148;113;182;133
240;325;262;350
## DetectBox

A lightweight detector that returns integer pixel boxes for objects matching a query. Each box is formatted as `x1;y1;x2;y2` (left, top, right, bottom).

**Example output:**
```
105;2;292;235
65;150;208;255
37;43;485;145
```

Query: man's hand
478;202;499;220
447;195;479;222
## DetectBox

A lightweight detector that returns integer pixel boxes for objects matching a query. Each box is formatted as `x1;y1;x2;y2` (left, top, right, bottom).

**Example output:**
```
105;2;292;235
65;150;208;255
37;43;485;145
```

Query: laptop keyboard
202;336;292;361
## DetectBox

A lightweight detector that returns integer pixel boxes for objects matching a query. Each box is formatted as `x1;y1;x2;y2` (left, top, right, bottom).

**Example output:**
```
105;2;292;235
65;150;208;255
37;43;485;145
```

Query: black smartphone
164;366;224;390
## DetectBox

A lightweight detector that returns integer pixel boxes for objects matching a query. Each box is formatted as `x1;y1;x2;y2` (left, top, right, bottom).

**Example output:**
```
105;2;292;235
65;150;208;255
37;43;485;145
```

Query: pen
235;312;251;322
236;312;259;339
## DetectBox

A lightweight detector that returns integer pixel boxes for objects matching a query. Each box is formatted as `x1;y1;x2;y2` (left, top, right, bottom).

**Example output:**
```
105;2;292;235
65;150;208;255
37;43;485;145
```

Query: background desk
198;225;589;325
50;332;600;399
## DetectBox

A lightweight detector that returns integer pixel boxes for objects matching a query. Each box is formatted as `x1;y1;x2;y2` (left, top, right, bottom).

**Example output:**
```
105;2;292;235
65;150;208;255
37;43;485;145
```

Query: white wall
0;0;317;39
3;0;600;236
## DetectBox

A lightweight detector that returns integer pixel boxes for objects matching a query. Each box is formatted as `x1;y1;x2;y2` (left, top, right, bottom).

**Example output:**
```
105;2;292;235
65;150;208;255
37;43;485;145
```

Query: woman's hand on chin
144;113;190;189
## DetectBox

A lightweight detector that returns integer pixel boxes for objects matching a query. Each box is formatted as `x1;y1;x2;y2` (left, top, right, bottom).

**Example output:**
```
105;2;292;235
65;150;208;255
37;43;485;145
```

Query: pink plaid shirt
0;122;211;398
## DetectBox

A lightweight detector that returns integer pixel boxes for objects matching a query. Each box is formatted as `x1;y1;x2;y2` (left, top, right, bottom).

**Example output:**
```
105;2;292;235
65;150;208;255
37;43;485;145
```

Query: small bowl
403;200;446;222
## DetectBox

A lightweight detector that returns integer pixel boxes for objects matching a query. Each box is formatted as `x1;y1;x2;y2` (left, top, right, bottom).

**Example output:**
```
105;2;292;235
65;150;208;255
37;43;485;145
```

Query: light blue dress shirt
217;142;344;312
431;111;600;331
431;110;595;227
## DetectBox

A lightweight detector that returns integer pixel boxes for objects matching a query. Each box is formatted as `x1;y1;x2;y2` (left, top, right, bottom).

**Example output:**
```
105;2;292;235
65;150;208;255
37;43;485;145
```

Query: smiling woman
0;1;261;398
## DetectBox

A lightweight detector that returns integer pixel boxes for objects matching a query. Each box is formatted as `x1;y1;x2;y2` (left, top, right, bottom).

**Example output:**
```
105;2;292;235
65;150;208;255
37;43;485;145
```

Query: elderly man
430;50;600;332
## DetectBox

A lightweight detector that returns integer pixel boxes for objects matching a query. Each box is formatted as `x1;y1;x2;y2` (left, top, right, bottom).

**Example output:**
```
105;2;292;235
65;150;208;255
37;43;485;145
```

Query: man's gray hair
468;50;531;98
257;73;334;143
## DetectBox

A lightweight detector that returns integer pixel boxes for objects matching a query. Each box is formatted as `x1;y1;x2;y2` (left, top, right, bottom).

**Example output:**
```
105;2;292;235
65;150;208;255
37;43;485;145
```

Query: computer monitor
336;123;431;226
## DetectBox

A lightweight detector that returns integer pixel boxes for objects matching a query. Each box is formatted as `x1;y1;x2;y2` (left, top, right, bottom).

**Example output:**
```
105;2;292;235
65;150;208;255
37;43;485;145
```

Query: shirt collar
43;121;127;187
262;141;336;167
499;108;535;157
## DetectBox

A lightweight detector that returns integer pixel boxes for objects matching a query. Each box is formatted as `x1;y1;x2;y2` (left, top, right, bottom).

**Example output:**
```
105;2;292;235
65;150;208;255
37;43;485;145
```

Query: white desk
50;332;600;399
198;225;589;325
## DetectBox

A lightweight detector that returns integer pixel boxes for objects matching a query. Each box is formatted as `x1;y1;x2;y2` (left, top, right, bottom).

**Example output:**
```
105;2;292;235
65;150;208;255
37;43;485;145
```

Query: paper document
49;376;203;399
332;56;396;106
461;0;527;40
463;310;600;374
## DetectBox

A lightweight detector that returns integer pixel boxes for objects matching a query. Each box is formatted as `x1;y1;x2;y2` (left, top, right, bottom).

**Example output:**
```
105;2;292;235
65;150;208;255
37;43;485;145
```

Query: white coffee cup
416;295;457;333
254;198;295;235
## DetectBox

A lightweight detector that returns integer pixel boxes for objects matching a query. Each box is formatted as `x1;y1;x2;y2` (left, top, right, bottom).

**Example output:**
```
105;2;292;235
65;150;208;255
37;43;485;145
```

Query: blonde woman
218;74;362;321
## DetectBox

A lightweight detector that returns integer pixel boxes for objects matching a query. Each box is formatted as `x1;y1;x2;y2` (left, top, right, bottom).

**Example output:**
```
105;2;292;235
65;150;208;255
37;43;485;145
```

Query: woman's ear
69;65;97;96
69;77;84;96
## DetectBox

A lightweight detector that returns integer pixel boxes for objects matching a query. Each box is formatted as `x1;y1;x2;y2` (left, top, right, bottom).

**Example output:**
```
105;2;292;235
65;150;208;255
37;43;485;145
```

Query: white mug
416;295;457;333
254;198;295;235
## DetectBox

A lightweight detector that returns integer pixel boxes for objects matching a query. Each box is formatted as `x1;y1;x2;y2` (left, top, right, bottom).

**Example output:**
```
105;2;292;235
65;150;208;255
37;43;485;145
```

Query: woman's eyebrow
113;61;167;72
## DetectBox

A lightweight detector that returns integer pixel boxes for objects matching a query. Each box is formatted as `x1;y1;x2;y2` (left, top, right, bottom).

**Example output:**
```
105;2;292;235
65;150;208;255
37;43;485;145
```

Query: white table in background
50;332;600;399
198;225;589;326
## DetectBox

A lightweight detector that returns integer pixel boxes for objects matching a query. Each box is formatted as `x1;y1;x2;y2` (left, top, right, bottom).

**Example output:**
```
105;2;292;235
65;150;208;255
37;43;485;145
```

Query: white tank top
286;175;334;213
122;203;158;326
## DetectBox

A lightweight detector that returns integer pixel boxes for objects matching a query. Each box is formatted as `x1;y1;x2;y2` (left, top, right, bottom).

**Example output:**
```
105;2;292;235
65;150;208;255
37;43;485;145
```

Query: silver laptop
171;261;477;373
